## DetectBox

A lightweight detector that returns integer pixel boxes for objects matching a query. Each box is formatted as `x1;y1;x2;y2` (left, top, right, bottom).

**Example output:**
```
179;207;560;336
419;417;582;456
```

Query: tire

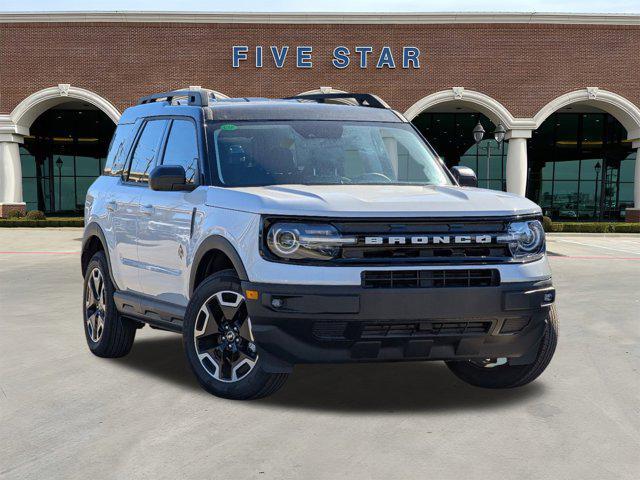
446;306;558;389
82;251;136;358
183;269;288;400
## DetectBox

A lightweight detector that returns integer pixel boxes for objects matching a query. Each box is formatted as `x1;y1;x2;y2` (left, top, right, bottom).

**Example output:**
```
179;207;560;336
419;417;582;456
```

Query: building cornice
1;11;640;25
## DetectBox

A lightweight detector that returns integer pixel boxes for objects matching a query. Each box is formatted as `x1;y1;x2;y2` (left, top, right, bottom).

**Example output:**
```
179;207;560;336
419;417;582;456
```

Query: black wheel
446;306;558;389
83;251;136;358
183;269;288;400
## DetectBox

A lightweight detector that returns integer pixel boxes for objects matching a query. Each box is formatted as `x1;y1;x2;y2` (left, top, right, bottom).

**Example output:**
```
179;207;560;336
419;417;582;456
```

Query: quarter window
162;119;199;184
127;119;168;183
104;123;134;176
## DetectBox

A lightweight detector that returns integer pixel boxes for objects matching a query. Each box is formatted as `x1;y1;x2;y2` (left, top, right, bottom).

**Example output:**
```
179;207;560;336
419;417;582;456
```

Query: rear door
137;117;202;305
113;118;169;293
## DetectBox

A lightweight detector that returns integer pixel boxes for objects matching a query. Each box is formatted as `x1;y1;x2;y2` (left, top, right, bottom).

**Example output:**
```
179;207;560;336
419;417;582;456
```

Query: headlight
266;223;355;261
500;220;546;259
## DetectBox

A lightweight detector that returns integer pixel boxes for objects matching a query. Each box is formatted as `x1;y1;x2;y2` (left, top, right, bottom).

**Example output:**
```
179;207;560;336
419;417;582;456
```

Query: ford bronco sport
81;89;557;400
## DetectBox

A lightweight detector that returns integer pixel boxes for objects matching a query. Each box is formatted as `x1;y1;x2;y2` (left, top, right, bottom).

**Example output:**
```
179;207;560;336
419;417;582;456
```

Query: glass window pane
105;123;134;175
554;160;580;181
53;177;76;212
578;180;598;220
487;180;503;191
53;155;74;176
618;183;634;204
76;156;101;176
128;120;167;183
162;120;199;183
553;181;579;219
539;181;554;208
22;178;38;205
20;147;37;178
620;152;636;183
580;158;602;181
541;160;554;180
459;155;476;171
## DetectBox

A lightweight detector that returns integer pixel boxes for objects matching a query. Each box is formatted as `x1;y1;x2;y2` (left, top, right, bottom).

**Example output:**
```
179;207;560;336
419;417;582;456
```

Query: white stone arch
403;87;516;129
0;85;121;214
533;88;640;140
11;84;121;128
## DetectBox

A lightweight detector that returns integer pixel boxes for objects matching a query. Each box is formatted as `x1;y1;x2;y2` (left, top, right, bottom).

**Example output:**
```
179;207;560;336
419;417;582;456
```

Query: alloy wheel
85;267;106;343
193;290;258;383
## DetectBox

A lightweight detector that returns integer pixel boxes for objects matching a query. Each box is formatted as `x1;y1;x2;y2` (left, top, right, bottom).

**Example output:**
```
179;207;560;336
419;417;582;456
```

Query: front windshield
209;121;451;187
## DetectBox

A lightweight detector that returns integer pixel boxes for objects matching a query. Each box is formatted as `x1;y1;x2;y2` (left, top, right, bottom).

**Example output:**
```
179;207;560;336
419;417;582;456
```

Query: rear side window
162;119;199;184
127;119;168;183
103;123;134;176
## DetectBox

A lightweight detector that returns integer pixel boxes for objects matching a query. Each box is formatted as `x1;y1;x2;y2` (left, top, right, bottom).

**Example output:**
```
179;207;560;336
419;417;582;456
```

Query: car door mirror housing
451;166;478;188
149;165;192;191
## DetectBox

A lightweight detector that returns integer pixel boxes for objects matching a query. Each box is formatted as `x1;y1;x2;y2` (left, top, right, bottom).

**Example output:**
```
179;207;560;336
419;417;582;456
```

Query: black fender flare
189;235;249;296
81;222;119;289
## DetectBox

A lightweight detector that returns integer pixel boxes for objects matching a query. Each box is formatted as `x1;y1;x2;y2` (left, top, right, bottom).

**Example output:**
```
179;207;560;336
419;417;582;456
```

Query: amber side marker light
245;290;259;300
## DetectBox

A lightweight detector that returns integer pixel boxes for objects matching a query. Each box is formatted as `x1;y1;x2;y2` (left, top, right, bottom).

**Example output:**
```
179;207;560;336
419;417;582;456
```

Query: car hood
204;184;541;218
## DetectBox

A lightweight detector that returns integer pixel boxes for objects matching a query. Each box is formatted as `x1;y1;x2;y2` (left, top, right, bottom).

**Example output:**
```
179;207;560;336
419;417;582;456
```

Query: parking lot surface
1;229;638;480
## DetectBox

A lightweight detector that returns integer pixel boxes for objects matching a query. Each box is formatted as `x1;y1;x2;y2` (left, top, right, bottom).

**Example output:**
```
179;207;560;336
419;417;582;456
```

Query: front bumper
242;279;555;369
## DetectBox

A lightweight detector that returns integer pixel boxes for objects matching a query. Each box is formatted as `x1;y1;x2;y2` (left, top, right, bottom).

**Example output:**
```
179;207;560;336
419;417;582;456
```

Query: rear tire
446;306;558;389
82;251;136;358
183;270;288;400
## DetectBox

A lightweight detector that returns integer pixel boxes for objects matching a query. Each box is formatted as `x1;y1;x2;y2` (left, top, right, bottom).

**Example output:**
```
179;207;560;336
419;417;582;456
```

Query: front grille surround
261;215;543;266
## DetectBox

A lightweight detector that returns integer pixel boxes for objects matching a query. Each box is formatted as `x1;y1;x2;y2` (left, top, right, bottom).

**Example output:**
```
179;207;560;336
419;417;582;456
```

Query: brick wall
1;22;639;117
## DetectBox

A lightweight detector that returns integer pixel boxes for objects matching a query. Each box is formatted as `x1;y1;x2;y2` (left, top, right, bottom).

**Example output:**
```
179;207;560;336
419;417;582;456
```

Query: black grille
312;320;493;341
362;269;500;288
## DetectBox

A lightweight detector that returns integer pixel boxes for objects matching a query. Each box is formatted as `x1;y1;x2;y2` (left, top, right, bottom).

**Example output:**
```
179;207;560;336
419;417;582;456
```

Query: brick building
0;11;639;221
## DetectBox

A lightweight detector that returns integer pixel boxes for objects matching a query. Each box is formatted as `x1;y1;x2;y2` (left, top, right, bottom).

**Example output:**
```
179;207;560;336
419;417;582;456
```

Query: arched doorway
406;90;515;191
528;105;636;221
20;102;115;213
8;85;120;214
529;89;640;222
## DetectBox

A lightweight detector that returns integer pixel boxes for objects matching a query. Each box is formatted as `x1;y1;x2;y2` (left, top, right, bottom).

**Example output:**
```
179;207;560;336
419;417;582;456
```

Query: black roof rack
137;89;218;107
282;93;388;109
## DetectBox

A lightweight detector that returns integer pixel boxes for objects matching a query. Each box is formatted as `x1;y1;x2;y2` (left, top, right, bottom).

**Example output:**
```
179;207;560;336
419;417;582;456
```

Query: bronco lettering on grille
364;235;494;245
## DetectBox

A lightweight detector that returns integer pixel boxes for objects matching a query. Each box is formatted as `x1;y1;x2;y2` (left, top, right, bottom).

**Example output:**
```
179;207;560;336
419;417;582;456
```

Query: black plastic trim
189;235;249;295
82;222;118;289
113;290;185;333
242;279;553;364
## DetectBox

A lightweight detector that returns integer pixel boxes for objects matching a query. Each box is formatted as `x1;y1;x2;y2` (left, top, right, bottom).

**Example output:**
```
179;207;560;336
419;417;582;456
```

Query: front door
137;118;202;306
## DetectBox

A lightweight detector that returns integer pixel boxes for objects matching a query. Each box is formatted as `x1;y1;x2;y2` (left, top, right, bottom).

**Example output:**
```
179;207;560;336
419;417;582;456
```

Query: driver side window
162;119;199;184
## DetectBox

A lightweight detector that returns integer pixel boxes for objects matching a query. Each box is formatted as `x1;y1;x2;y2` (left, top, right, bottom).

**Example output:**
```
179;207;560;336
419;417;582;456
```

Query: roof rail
283;93;388;109
137;88;218;107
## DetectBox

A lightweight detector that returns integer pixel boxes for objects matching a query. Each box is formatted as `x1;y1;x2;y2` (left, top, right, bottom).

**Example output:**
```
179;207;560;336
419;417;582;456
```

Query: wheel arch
189;236;249;296
81;222;118;288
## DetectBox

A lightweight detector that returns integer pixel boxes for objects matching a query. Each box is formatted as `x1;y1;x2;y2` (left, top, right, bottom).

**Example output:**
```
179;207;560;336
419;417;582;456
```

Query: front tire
83;251;136;358
446;306;558;389
183;270;288;400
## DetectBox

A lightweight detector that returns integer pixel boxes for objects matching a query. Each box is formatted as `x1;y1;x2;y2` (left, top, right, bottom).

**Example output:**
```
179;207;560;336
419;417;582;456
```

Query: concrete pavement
0;229;638;480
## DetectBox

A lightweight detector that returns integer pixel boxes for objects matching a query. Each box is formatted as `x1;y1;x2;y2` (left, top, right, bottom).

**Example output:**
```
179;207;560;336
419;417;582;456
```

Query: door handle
140;204;154;215
106;200;117;212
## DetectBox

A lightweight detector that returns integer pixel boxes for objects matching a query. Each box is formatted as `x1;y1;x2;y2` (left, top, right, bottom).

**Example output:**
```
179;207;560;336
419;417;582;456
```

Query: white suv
81;89;557;400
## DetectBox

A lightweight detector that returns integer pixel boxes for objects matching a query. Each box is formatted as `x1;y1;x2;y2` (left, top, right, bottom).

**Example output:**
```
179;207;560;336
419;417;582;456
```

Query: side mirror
149;165;191;191
451;166;478;188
